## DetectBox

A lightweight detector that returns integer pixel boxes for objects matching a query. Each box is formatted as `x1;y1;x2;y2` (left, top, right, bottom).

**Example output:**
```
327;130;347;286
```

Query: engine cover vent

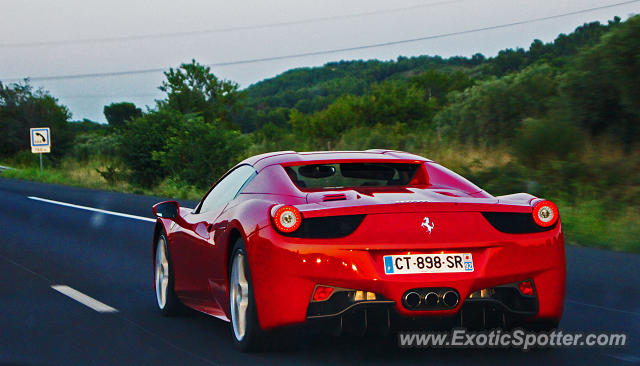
323;194;347;202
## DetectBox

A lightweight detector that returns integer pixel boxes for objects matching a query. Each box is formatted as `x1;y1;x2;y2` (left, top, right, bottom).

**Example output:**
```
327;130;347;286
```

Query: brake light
532;200;559;227
518;280;535;296
312;286;334;301
273;205;302;233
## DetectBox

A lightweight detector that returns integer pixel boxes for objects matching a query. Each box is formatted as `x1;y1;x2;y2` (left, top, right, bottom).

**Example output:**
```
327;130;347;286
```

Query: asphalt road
1;177;639;365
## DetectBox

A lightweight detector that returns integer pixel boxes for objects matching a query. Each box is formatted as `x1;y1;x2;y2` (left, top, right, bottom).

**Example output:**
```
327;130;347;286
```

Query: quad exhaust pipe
402;288;460;310
424;292;439;306
442;291;460;307
403;292;422;308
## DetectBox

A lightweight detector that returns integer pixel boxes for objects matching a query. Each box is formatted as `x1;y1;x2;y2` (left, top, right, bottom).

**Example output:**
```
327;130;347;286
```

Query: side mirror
153;201;180;219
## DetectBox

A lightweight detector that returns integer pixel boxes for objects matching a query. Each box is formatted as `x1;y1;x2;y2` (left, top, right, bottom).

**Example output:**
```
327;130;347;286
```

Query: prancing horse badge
421;217;435;234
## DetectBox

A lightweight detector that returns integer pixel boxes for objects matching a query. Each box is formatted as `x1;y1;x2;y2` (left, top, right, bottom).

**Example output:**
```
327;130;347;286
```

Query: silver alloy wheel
155;237;169;309
230;252;249;341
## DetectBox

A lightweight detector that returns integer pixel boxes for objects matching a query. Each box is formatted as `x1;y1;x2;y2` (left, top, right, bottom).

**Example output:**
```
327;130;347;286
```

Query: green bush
103;102;142;129
0;82;73;159
333;122;433;152
159;60;242;127
289;80;436;147
153;116;247;188
118;109;178;187
435;64;559;144
562;15;640;147
10;150;51;168
460;162;531;197
513;116;584;169
560;200;640;252
71;132;121;161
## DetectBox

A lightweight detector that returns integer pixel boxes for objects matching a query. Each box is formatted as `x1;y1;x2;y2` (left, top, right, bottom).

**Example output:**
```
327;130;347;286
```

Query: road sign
30;127;51;153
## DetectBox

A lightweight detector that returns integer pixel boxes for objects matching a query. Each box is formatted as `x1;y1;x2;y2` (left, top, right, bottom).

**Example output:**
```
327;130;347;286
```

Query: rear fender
216;197;289;319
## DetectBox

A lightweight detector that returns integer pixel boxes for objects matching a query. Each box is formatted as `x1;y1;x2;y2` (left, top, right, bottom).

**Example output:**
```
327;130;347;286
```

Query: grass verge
0;158;204;201
559;200;640;253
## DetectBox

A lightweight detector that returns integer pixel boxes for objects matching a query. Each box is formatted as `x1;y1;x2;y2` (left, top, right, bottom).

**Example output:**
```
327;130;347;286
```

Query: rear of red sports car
243;151;565;334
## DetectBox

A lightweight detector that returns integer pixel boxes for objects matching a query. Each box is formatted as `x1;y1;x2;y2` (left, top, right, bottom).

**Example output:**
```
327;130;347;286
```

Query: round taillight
273;205;302;233
532;200;559;227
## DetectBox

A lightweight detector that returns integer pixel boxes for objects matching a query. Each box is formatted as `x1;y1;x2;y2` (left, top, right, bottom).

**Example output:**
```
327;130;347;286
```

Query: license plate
383;253;474;274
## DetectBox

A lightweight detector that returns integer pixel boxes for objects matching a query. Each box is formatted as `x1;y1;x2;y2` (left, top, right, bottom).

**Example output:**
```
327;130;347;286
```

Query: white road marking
607;354;640;363
51;285;118;313
566;298;640;316
28;196;156;222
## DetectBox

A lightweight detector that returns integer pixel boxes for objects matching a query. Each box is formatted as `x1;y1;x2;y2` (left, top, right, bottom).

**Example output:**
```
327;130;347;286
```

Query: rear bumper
246;223;565;330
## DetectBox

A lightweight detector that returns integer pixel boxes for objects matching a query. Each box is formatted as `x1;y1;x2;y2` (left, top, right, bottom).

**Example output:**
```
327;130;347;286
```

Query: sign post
30;127;51;173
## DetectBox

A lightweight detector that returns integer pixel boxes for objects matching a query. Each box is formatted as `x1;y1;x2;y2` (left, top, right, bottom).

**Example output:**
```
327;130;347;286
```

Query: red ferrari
152;150;565;351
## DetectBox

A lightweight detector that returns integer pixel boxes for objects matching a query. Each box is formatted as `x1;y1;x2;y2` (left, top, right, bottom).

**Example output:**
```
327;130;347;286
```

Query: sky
0;0;638;123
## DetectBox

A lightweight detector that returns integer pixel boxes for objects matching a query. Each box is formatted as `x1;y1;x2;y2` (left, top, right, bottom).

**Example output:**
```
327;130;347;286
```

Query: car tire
155;231;182;316
229;238;264;352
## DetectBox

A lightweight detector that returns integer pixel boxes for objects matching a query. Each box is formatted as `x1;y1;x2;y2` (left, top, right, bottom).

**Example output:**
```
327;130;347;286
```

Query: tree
0;81;72;158
470;53;486;65
490;48;527;75
118;61;248;187
514;116;584;169
118;109;177;187
411;70;473;103
103;102;142;128
286;79;437;149
158;60;242;128
563;15;640;147
154;117;247;188
435;64;559;144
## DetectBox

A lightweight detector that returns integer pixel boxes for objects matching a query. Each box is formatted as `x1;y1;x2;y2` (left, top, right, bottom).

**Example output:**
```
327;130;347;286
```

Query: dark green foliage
411;70;474;103
0;81;72;159
460;162;531;197
491;48;528;76
159;60;242;128
66;119;120;161
154;117;247;188
103;102;142;128
71;132;120;161
289;80;436;146
118;61;247;188
479;19;616;76
435;64;559;144
239;18;619;135
563;15;640;147
241;56;473;132
513;117;585;169
68;119;105;133
118;109;177;187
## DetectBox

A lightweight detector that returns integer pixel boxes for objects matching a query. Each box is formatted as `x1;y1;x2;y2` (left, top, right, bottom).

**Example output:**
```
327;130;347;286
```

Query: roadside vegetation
1;16;639;252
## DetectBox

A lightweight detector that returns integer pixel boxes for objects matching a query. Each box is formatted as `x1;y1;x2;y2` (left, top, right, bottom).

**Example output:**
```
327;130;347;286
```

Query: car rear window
283;163;420;189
